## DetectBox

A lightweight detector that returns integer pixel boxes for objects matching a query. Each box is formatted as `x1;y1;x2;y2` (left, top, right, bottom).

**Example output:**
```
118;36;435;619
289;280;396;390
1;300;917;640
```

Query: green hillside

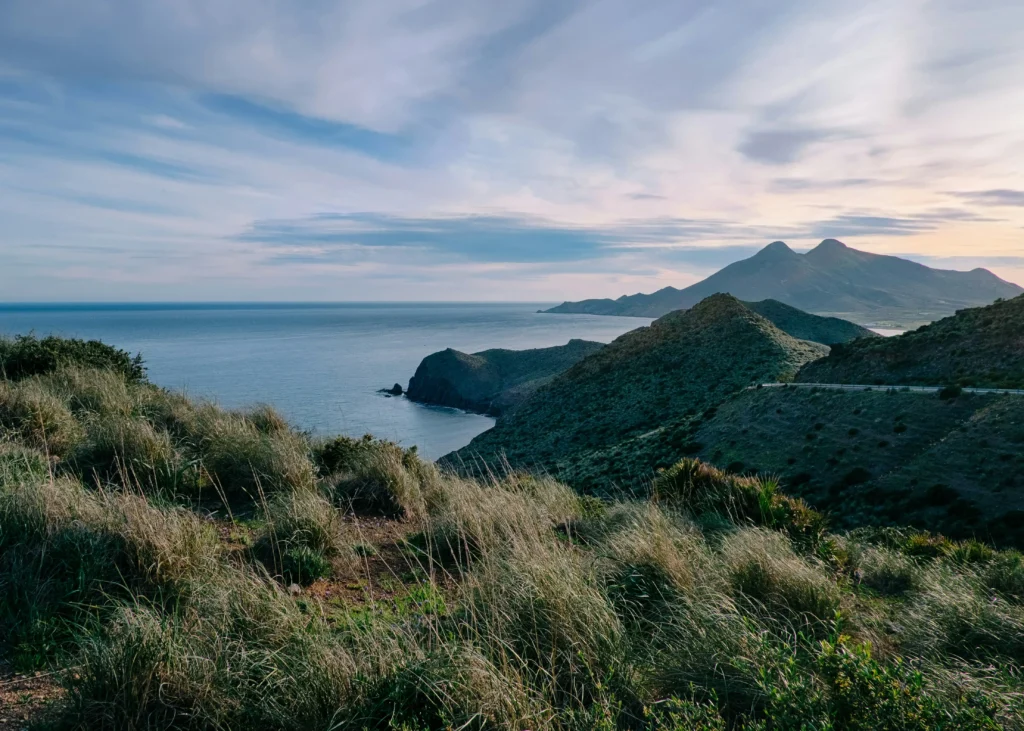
406;339;604;415
449;295;827;486
4;335;1024;728
686;386;1024;545
744;299;878;345
799;294;1024;388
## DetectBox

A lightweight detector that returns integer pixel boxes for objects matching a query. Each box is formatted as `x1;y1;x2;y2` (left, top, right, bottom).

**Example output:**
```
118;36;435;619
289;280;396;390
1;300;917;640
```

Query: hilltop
405;339;604;415
448;295;827;485
545;239;1022;326
405;303;872;416
799;294;1024;388
744;299;878;345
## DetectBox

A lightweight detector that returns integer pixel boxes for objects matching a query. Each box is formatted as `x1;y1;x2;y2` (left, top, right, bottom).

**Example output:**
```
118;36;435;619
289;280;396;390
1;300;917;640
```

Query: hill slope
798;294;1024;388
448;295;828;486
545;239;1022;325
744;299;878;345
687;386;1024;545
405;339;604;415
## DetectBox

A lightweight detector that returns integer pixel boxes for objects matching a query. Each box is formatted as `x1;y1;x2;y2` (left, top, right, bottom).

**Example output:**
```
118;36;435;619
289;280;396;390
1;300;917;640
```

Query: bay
0;303;648;459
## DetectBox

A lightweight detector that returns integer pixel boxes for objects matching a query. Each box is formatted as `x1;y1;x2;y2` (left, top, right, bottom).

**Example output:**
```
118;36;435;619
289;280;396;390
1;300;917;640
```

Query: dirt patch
0;661;65;728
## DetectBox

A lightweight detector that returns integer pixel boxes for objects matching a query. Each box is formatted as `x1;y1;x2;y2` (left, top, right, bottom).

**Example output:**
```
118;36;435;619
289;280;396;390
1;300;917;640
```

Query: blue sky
1;0;1023;301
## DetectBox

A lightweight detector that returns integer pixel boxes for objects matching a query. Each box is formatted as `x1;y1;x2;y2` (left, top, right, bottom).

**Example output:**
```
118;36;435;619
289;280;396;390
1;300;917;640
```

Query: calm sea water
0;303;648;459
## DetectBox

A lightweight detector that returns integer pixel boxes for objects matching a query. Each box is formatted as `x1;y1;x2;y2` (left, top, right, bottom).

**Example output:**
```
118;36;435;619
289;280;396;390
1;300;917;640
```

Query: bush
983;551;1024;603
653;459;826;549
72;415;196;494
324;436;434;519
939;385;963;400
0;379;84;455
192;410;317;499
722;529;841;628
901;568;1024;664
750;631;1000;730
0;334;145;382
0;474;220;664
255;490;352;585
855;547;921;596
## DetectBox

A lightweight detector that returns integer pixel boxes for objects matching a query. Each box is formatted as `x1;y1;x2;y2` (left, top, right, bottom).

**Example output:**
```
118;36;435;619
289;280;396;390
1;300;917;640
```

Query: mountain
405;339;604;416
545;239;1023;326
407;302;870;417
798;294;1024;388
683;385;1024;546
446;294;828;489
743;299;878;346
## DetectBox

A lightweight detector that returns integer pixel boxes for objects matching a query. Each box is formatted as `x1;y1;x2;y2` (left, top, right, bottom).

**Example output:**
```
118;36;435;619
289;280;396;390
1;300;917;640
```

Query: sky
1;0;1023;302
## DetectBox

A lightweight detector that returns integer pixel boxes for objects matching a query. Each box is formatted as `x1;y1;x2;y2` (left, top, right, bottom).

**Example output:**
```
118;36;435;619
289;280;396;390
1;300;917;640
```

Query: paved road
757;383;1024;396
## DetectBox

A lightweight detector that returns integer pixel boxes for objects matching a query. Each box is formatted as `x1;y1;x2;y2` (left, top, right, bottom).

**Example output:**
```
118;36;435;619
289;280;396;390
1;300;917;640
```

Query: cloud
738;128;833;165
951;189;1024;207
0;0;1023;300
801;208;998;238
237;212;784;265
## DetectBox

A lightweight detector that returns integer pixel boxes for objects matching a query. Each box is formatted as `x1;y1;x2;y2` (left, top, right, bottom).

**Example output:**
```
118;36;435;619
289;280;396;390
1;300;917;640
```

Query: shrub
983;551;1024;602
461;538;627;709
939;385;963;400
0;475;220;664
855;547;921;596
721;529;841;628
72;415;195;495
423;472;581;568
256;490;352;585
0;334;146;383
0;379;84;455
193;410;316;498
325;437;433;519
901;568;1024;664
653;459;825;549
750;631;1000;730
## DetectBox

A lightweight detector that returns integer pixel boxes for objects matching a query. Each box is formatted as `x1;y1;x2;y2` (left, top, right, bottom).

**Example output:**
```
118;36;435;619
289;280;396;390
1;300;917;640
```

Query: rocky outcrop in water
406;339;605;416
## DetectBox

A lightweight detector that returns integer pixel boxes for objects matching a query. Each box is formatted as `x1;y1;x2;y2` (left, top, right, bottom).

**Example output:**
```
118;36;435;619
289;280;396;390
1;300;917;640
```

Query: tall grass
0;354;1020;729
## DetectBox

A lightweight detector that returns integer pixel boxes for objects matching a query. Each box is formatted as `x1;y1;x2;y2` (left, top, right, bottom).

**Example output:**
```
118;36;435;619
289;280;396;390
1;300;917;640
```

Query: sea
0;303;649;459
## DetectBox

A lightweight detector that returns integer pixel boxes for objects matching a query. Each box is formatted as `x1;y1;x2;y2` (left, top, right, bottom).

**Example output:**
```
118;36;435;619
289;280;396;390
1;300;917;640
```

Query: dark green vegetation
407;303;872;417
687;385;1024;545
744;299;878;346
4;346;1024;729
0;334;146;382
799;294;1024;388
406;339;604;415
545;239;1022;327
450;295;828;490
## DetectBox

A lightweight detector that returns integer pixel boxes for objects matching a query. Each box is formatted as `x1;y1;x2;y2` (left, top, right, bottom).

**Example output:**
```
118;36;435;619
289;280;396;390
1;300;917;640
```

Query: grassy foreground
2;337;1024;729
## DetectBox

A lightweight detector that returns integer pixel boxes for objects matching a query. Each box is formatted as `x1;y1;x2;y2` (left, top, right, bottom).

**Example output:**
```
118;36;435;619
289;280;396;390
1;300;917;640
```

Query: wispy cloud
950;189;1024;207
0;0;1022;300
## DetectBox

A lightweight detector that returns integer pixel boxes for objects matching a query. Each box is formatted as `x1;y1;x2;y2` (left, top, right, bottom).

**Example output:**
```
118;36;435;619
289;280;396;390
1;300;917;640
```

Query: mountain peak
756;240;797;259
810;238;849;253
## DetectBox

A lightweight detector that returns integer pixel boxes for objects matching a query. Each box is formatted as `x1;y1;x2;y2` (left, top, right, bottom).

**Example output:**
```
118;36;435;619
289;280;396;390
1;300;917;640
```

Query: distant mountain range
545;239;1023;326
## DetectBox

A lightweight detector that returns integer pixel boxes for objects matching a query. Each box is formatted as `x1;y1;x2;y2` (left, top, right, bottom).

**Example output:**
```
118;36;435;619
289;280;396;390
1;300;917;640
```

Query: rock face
378;384;403;396
798;293;1024;388
446;294;829;491
406;339;605;416
544;239;1023;326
